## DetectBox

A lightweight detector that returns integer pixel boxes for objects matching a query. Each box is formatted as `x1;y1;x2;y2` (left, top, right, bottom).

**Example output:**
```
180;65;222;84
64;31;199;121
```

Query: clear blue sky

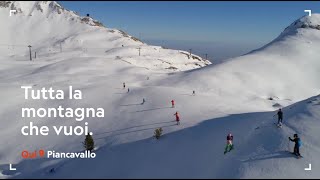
59;1;320;61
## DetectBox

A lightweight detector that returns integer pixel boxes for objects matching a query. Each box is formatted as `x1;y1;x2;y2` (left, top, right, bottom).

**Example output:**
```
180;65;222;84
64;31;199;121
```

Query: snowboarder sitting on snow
154;128;163;139
289;133;302;157
174;111;180;125
224;133;234;154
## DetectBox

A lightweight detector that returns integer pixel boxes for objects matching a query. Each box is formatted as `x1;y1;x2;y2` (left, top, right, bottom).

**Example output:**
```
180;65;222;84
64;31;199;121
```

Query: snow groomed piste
0;1;320;179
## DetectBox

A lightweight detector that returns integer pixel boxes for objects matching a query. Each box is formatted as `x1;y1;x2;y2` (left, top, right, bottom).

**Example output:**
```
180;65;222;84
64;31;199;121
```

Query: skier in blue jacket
289;134;302;157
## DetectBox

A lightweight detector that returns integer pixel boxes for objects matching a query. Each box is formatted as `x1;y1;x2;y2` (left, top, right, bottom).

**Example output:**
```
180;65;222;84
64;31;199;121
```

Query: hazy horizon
143;38;266;63
59;1;320;61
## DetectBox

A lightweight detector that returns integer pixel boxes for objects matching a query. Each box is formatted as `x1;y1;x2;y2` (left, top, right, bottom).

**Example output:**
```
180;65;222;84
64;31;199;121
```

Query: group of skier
274;108;302;157
153;100;180;139
170;100;180;125
123;83;180;124
122;82;302;158
224;108;302;158
123;82;130;93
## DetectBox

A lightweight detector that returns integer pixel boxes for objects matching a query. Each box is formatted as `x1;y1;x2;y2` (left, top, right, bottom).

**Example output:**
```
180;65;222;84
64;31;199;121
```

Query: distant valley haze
60;1;320;63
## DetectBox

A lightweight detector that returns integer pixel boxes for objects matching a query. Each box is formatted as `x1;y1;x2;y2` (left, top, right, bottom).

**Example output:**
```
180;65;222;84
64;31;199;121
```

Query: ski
288;151;303;159
274;122;282;128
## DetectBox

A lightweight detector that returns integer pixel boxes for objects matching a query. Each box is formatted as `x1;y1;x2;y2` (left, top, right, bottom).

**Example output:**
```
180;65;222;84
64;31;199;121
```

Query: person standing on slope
174;111;180;125
289;134;302;157
123;82;126;89
141;98;146;105
127;88;130;93
224;133;234;154
171;100;175;108
192;90;195;96
273;108;283;126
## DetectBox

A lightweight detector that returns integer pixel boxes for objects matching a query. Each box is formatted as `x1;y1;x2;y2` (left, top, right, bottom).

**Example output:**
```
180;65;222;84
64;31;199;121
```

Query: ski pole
288;138;290;152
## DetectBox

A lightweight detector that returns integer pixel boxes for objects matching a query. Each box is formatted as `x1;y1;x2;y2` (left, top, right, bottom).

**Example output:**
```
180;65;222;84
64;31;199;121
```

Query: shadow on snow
10;105;304;178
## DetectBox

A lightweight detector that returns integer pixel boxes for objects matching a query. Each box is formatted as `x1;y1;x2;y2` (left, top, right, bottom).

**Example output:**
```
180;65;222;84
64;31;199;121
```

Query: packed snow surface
0;1;319;178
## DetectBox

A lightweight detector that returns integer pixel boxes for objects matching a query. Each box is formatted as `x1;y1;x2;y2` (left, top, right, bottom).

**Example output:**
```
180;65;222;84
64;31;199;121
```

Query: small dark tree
154;128;163;139
83;133;94;152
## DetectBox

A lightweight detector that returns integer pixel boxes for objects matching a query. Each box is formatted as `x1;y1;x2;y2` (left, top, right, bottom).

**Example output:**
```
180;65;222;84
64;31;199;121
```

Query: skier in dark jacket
274;108;283;125
141;98;146;105
289;134;302;157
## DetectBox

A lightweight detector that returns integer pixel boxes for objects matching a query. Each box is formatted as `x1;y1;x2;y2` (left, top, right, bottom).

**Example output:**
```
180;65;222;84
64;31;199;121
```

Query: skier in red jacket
174;111;180;125
171;100;175;108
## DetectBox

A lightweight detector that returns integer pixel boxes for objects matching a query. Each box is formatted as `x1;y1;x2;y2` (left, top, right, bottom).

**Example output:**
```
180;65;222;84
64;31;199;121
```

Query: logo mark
21;149;46;159
39;149;45;157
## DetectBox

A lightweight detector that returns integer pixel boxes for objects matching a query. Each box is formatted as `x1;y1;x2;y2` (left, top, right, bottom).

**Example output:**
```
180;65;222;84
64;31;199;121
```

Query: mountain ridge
0;1;211;71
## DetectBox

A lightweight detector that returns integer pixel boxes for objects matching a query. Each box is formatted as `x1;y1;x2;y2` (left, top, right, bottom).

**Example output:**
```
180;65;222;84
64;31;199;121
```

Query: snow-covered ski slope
8;95;319;179
159;14;320;104
0;1;320;178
